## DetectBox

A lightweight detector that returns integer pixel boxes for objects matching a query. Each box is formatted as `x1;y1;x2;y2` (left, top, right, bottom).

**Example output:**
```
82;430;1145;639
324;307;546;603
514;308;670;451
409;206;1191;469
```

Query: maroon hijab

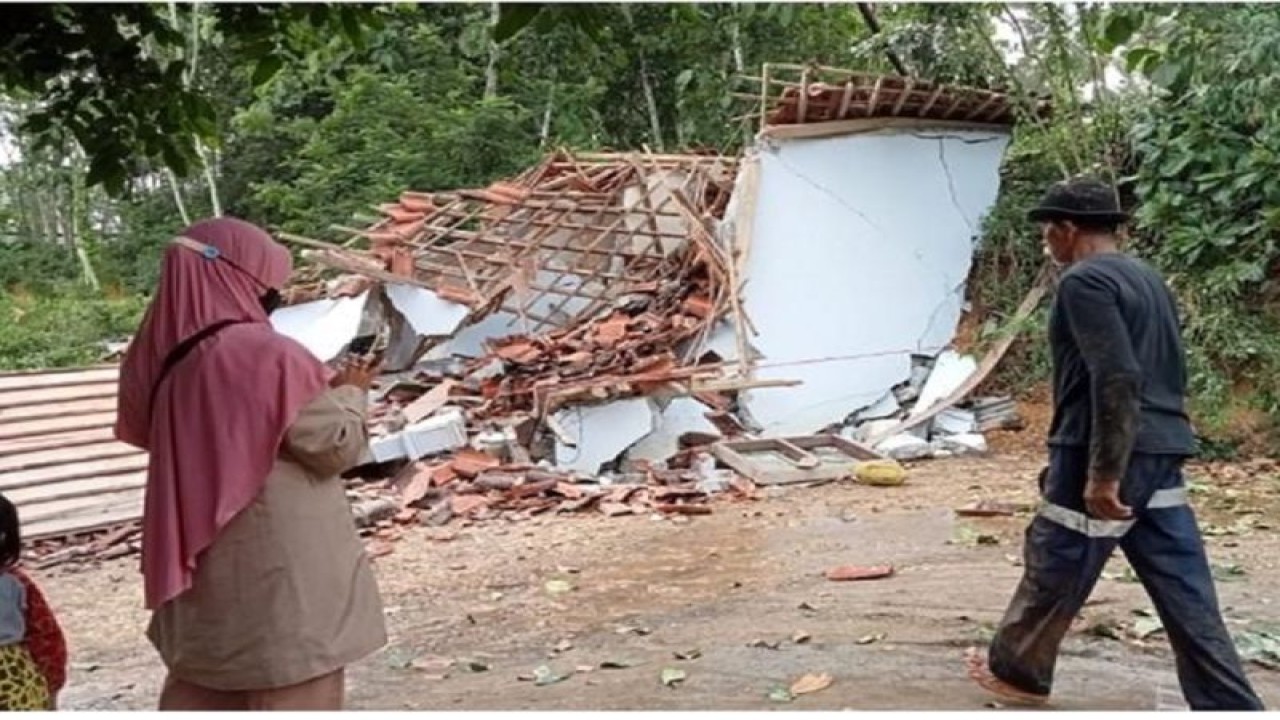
117;218;330;609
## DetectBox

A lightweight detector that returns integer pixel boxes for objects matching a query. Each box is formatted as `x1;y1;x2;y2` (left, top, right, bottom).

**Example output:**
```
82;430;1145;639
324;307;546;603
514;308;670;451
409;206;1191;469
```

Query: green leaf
1125;47;1161;74
767;686;795;703
84;151;121;189
23;112;53;134
532;665;568;686
1101;12;1141;52
252;54;284;88
494;3;543;43
1131;616;1165;640
161;141;191;177
339;7;366;50
675;69;695;93
1150;60;1183;89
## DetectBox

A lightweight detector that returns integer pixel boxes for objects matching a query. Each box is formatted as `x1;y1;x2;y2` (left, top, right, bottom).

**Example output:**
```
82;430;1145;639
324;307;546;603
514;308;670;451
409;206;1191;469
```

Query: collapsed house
268;68;1024;511
4;66;1033;561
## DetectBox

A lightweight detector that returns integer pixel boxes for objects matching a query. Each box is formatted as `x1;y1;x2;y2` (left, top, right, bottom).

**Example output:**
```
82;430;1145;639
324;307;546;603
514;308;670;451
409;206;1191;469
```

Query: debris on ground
954;500;1028;518
789;672;834;696
660;666;688;688
1234;628;1280;670
825;564;895;582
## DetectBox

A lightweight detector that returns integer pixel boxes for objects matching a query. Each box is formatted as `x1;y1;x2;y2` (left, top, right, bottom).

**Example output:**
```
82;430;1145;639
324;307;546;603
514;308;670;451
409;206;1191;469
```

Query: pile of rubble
272;150;787;547
267;70;1038;551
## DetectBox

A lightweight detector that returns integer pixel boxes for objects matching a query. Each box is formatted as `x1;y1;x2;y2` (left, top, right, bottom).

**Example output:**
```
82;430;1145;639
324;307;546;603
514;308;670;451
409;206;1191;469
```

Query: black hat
1027;178;1128;225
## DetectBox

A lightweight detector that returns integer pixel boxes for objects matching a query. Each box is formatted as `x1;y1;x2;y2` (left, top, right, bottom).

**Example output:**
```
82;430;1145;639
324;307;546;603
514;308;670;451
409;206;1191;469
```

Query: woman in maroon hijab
117;217;386;710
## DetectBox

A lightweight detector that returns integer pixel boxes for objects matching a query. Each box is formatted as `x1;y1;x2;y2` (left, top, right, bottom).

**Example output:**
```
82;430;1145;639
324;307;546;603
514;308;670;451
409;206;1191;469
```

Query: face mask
259;288;282;315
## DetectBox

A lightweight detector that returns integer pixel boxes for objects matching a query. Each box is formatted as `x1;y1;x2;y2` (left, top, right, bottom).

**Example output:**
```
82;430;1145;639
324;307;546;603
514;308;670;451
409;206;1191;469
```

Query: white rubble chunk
270;291;369;362
874;433;934;461
368;409;468;463
553;398;654;475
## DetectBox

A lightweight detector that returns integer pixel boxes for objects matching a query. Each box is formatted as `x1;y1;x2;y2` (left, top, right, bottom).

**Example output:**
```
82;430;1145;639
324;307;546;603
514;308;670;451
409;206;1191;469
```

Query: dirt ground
42;445;1280;711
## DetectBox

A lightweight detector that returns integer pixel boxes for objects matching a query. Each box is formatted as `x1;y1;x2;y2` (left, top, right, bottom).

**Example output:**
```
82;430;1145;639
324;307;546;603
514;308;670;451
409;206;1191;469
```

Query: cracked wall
736;128;1011;436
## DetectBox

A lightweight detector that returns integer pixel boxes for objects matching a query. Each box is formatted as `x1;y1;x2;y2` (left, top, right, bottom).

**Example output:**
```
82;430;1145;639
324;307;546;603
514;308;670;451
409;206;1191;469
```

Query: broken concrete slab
934;432;988;456
369;409;468;463
736;128;1010;436
931;407;977;436
553;398;654;475
854;392;901;423
625;397;722;464
270;291;369;362
386;284;470;337
874;433;933;462
910;350;978;420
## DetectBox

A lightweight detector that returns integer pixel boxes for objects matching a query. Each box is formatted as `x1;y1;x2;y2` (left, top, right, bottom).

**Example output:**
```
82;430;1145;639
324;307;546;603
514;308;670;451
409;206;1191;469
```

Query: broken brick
430;463;460;487
451;494;491;517
681;294;715;319
655;503;713;516
400;466;434;507
553;482;584;500
437;284;481;306
452;450;501;479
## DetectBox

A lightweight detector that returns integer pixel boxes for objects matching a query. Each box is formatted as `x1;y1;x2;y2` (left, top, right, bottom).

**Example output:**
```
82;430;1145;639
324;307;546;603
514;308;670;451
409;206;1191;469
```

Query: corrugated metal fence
0;367;145;540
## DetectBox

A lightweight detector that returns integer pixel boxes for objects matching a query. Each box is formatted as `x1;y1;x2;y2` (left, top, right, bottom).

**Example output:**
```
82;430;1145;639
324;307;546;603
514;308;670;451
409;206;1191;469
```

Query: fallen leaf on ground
767;686;795;703
1234;628;1280;670
532;665;569;686
855;632;886;645
384;647;415;670
1131;616;1165;640
673;648;702;660
552;639;574;654
575;665;596;674
792;631;812;645
599;659;640;670
366;541;395;559
825;564;894;582
748;638;781;650
954;500;1023;517
1085;621;1124;641
660;667;687;687
462;659;490;673
1213;563;1248;581
545;579;576;595
409;656;454;673
790;672;834;696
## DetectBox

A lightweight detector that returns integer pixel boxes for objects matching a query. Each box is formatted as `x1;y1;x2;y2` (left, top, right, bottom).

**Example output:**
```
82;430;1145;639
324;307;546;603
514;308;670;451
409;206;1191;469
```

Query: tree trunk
69;172;100;291
166;170;193;227
539;84;556;147
730;4;745;74
484;2;501;100
621;5;665;151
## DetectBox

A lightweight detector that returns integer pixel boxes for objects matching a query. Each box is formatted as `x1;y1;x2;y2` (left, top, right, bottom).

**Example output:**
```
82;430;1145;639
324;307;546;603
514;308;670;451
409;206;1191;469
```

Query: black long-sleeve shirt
1047;253;1197;478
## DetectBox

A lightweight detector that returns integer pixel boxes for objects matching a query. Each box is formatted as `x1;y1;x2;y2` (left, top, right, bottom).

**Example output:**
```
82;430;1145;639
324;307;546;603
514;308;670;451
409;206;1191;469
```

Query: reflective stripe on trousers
1036;486;1189;538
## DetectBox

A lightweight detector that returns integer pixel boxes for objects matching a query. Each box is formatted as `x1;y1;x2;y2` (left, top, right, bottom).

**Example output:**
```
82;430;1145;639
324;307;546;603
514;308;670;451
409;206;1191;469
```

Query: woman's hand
330;355;382;391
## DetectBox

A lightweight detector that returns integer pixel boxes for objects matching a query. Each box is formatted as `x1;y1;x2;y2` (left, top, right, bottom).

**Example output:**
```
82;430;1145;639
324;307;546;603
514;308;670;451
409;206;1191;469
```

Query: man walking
966;178;1264;710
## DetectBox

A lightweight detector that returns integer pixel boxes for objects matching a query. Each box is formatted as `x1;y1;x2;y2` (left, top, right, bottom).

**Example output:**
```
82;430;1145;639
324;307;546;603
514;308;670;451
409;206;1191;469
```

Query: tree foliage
0;3;381;195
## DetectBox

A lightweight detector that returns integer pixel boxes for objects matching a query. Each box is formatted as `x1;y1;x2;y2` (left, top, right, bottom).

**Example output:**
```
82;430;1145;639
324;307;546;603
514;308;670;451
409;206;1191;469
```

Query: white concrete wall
736;128;1010;435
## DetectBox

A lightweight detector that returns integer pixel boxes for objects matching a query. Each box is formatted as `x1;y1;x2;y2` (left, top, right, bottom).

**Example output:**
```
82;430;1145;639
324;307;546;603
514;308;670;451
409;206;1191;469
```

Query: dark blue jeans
988;448;1263;710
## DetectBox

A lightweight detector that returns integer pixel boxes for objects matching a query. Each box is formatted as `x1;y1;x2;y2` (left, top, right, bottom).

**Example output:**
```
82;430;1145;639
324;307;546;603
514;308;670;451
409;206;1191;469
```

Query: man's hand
1084;476;1132;521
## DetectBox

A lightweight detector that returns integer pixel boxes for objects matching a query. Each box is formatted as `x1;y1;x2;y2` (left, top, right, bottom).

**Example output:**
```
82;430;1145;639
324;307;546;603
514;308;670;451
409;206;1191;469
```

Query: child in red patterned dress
0;494;68;710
